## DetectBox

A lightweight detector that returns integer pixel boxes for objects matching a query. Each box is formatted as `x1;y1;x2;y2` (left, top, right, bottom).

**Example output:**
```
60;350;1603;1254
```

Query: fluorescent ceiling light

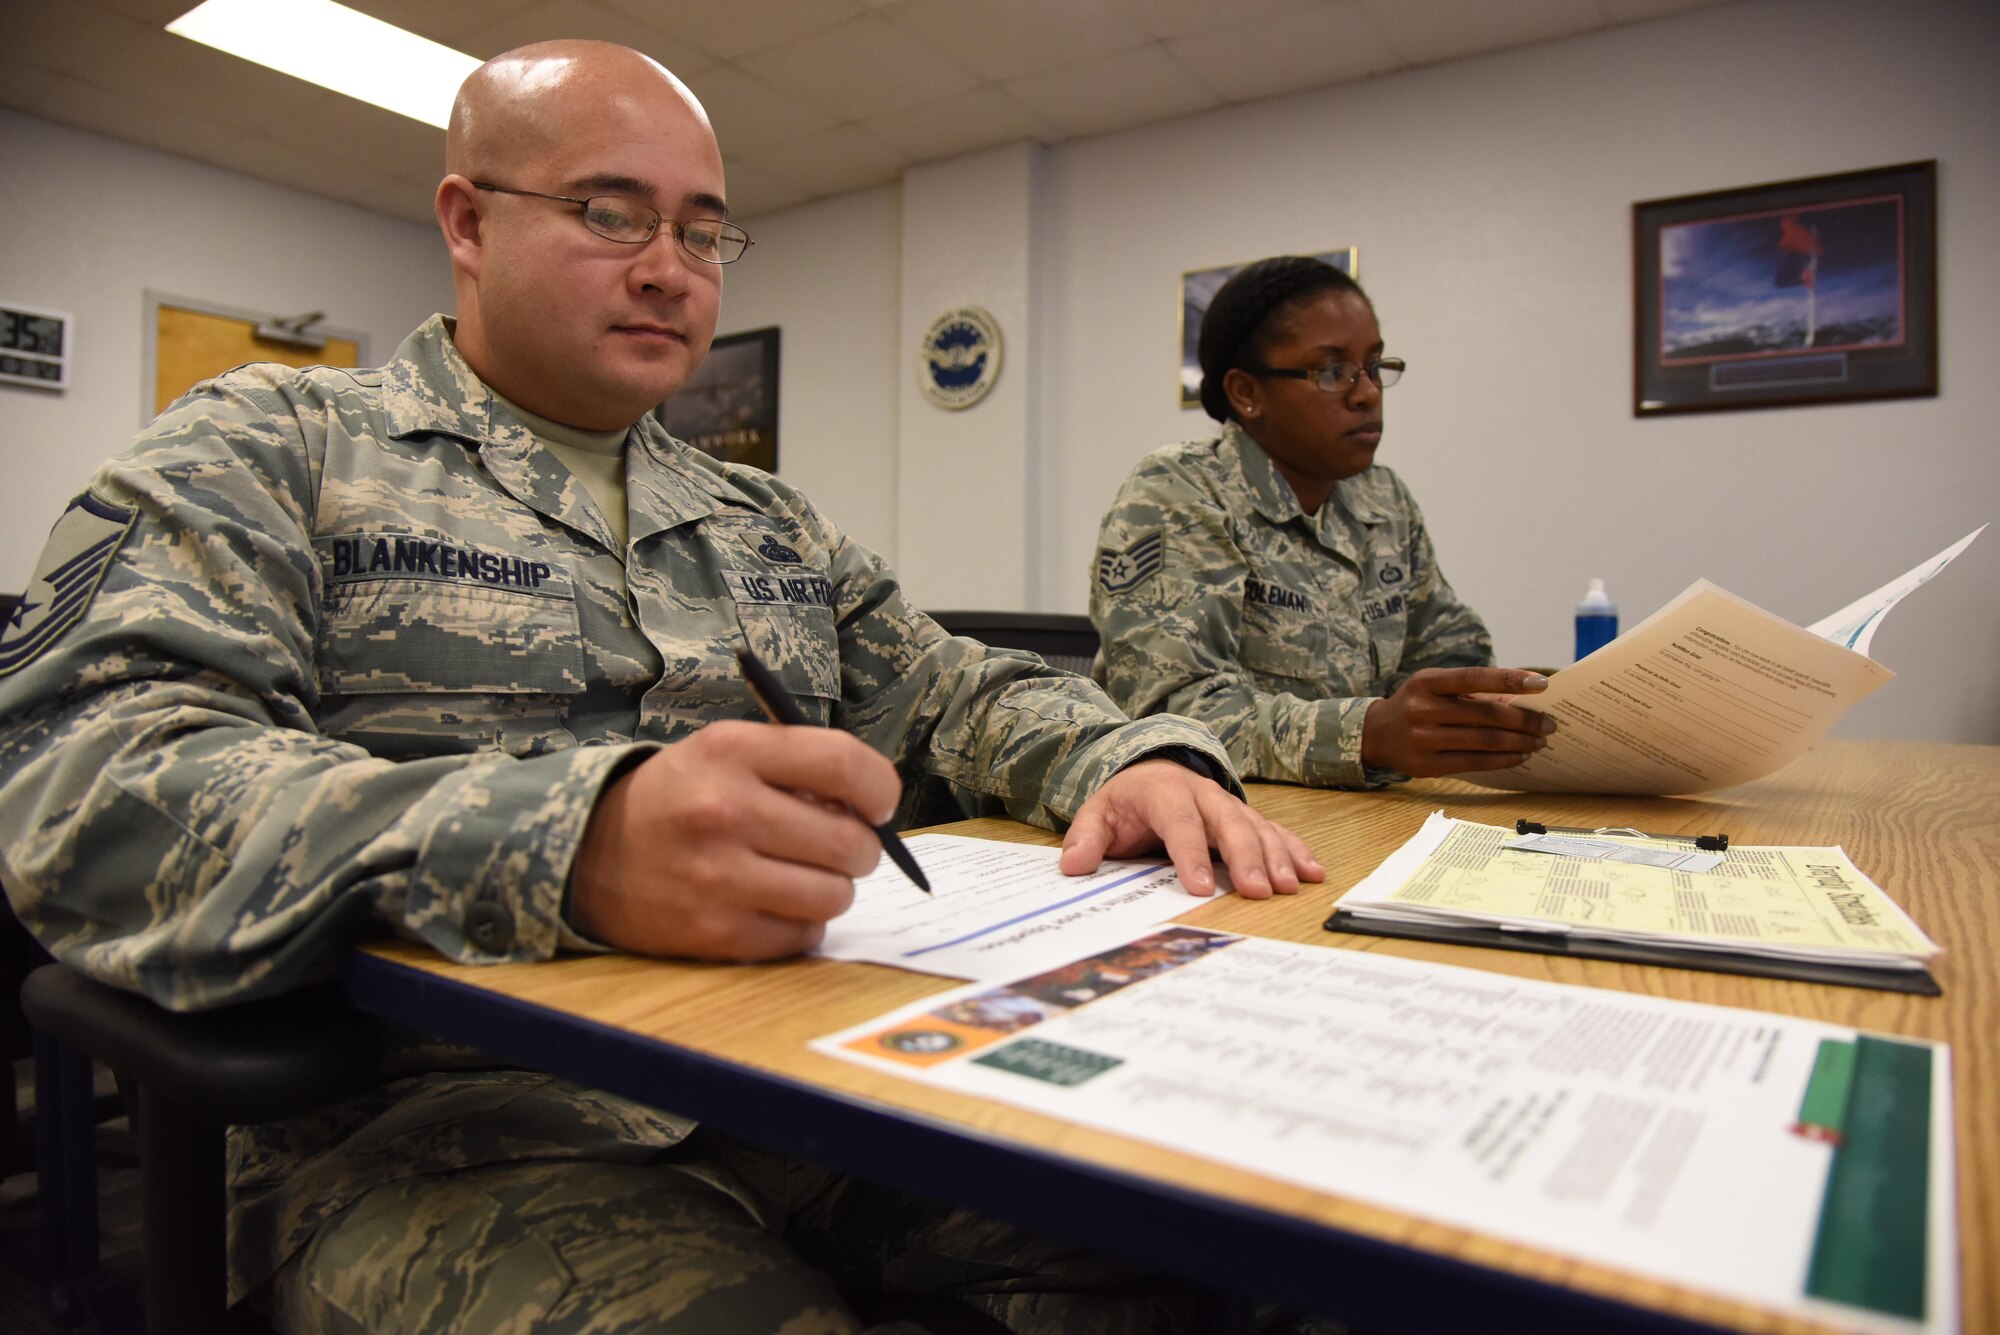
167;0;480;130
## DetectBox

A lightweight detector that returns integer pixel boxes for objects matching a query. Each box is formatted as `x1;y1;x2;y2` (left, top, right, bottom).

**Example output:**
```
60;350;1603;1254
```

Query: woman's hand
1360;667;1555;776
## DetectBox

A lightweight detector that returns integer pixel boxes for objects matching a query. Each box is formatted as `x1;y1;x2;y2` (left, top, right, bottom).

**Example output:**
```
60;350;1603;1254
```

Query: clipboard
1322;911;1942;996
1325;818;1943;996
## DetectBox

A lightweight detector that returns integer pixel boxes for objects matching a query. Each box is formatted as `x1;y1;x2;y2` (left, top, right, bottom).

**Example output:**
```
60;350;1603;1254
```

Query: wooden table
346;740;1998;1334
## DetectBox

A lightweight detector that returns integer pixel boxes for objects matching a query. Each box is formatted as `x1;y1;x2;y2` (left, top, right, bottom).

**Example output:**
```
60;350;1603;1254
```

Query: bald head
447;40;711;183
434;39;730;431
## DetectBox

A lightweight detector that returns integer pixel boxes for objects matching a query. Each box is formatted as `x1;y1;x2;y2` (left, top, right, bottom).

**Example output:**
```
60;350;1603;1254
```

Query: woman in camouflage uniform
1091;256;1555;788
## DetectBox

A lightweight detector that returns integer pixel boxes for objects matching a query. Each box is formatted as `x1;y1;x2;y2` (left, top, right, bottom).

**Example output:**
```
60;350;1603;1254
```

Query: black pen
735;647;932;893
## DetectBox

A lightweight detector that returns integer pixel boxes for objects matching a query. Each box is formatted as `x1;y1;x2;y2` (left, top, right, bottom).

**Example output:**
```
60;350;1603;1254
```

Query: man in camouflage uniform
0;42;1325;1335
1091;256;1553;789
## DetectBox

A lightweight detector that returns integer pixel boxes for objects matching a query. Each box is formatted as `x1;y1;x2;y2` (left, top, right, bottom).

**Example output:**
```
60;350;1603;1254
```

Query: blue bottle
1575;578;1618;660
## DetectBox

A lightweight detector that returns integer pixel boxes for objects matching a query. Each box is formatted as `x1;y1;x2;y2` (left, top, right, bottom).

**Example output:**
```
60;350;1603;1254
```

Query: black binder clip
1515;818;1728;852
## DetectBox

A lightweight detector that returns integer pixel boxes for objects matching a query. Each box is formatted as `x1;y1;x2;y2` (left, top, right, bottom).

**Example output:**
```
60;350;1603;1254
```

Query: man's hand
569;722;898;960
1058;758;1325;898
1360;667;1554;777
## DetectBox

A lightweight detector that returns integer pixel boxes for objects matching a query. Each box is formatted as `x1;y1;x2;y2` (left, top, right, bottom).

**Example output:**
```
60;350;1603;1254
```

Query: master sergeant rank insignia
1096;530;1163;594
0;491;136;676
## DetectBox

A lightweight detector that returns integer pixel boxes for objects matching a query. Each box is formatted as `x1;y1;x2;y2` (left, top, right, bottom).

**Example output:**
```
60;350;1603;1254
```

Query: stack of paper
1335;813;1941;973
1472;525;1984;795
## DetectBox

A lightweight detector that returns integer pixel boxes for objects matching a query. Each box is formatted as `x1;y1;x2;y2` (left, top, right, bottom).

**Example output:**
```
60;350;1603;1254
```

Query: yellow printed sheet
1337;815;1939;968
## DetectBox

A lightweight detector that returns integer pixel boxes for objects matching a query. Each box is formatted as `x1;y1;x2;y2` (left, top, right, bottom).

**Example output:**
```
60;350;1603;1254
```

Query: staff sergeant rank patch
0;491;136;676
1096;530;1163;593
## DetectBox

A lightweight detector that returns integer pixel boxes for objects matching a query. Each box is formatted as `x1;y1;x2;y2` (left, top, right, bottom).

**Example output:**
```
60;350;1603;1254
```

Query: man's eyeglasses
473;183;753;264
1249;358;1406;393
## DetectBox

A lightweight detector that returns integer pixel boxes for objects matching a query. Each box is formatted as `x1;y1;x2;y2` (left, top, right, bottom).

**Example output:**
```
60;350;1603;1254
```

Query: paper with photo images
817;925;1956;1334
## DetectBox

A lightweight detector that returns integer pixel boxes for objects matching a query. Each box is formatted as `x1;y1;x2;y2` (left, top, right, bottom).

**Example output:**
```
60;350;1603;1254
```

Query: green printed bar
1804;1037;1933;1319
974;1038;1124;1088
1796;1039;1857;1133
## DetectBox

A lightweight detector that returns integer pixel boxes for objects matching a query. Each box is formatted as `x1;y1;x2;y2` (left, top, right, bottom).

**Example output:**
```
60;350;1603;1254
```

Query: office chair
22;965;385;1335
929;610;1100;675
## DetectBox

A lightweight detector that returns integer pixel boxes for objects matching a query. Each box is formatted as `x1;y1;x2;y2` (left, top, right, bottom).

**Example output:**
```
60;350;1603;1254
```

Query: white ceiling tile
201;133;418;213
11;0;1751;229
1598;0;1739;22
683;65;838;152
1354;0;1603;66
10;72;253;164
600;0;868;61
879;0;1150;82
1167;0;1399;102
718;158;816;219
1097;0;1322;41
454;0;715;70
1002;44;1223;137
341;0;540;46
84;0;198;25
263;87;446;184
731;125;910;199
0;62;67;112
11;3;167;78
857;86;1061;162
738;12;979;121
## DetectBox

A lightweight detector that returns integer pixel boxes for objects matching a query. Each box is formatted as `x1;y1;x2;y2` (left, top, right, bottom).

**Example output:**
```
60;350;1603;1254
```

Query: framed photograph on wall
1179;248;1357;409
654;325;780;470
1633;161;1936;416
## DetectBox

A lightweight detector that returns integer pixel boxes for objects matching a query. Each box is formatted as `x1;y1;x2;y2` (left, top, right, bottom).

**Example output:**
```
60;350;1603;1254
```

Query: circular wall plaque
917;306;1003;410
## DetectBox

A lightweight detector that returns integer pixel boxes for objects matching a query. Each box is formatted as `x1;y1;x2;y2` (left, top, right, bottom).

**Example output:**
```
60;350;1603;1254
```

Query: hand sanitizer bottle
1575;578;1618;660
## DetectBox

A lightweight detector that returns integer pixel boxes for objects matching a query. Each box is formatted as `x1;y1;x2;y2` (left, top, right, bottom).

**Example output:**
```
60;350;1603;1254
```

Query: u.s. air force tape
724;568;834;608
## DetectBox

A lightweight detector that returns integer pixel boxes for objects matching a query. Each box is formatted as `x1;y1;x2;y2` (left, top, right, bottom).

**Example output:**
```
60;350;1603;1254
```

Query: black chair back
928;611;1099;675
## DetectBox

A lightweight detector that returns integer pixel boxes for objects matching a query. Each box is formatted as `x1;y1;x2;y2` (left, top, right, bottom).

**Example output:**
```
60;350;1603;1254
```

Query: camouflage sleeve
0;376;643;1011
1088;460;1377;788
758;482;1241;831
1380;476;1493;692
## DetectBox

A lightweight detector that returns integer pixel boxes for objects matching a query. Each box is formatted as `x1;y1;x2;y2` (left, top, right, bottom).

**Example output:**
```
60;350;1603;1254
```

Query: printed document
818;927;1956;1334
1336;813;1940;969
1476;527;1981;794
816;834;1201;980
1806;525;1986;657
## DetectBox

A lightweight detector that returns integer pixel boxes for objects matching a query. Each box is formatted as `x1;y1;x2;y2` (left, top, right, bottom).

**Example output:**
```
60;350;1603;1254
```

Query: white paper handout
1805;525;1987;657
818;926;1957;1335
815;833;1206;981
1475;527;1982;795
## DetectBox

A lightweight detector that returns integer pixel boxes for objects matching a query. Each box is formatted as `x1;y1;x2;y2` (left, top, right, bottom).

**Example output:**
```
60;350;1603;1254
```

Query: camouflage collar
380;316;529;449
1220;422;1391;530
380;316;736;534
626;426;748;535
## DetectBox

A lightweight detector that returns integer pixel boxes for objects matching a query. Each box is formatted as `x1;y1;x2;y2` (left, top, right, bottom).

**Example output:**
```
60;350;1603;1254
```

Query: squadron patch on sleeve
0;491;137;675
1096;530;1164;594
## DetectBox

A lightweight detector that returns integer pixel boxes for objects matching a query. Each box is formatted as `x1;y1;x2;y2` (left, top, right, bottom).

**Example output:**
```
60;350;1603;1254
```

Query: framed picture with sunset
1632;161;1937;416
